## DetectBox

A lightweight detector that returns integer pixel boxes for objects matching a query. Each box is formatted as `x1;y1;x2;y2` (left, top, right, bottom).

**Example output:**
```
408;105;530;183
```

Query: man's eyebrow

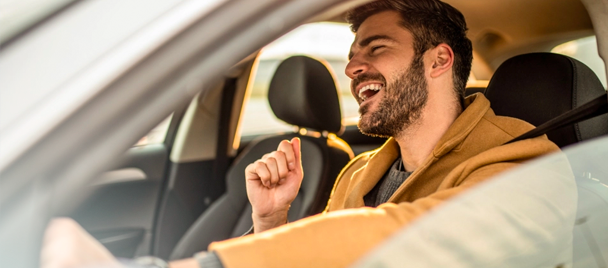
348;35;397;60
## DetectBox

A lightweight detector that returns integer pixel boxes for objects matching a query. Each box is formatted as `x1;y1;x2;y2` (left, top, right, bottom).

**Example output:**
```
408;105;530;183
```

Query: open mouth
358;83;383;101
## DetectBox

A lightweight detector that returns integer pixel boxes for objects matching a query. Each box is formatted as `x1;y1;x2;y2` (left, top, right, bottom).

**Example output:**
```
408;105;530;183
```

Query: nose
345;54;369;79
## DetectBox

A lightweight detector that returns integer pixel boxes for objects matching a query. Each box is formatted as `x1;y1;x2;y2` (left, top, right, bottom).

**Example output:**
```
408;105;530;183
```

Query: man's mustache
352;73;387;91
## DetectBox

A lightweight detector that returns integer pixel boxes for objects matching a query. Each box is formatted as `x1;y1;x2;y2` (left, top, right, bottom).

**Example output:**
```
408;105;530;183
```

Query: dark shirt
364;158;412;207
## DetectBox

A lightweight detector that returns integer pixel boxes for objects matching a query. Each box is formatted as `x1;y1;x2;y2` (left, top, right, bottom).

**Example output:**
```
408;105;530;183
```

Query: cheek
378;66;405;84
349;81;357;96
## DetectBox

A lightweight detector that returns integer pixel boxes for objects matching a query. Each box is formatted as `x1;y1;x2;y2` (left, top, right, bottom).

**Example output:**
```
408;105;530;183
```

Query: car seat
169;56;354;260
484;52;608;267
484;52;608;148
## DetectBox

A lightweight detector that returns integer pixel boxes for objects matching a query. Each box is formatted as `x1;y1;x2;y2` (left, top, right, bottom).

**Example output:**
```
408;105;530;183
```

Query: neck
394;94;462;172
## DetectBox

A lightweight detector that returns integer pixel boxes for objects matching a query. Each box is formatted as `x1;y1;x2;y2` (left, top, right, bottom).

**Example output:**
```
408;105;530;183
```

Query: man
41;0;559;267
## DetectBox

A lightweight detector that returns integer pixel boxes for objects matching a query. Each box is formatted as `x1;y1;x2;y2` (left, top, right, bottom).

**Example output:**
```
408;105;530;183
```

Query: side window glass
134;115;172;146
240;22;357;137
552;36;607;88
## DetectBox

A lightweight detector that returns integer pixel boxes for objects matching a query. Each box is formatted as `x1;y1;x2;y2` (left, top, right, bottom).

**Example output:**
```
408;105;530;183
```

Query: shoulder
465;93;539;140
448;136;560;187
467;112;560;169
486;135;559;160
480;113;537;139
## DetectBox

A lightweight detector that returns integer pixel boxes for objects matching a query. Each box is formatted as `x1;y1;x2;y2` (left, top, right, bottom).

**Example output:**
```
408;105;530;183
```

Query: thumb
291;137;302;169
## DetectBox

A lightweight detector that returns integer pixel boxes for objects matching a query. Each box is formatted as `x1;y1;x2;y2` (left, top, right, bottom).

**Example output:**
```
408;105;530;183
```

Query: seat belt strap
505;92;608;145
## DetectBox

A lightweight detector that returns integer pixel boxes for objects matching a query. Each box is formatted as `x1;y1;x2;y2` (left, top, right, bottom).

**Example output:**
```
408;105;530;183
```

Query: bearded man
40;0;559;267
207;0;558;266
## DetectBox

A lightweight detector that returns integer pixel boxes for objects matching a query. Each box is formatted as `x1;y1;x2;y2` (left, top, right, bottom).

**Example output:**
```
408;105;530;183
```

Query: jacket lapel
343;138;399;208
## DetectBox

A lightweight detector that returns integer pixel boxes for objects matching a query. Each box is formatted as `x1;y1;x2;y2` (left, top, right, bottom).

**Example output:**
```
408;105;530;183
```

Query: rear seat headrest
485;52;608;147
268;56;343;134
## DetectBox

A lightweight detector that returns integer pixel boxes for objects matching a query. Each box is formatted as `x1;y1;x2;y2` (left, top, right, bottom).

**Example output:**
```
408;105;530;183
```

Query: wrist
252;209;288;233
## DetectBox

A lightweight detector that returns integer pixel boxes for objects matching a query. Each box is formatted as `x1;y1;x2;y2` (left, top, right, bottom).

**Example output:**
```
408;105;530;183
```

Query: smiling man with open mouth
39;1;562;267
207;1;559;266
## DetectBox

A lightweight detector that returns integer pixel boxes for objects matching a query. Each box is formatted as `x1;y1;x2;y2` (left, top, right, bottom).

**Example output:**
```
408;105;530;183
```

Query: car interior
169;55;355;259
42;0;607;265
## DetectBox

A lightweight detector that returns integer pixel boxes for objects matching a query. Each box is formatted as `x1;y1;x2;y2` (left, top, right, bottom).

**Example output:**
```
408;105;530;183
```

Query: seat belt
505;92;608;145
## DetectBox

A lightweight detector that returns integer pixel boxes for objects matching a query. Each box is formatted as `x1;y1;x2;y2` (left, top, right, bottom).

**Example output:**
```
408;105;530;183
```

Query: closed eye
371;45;385;53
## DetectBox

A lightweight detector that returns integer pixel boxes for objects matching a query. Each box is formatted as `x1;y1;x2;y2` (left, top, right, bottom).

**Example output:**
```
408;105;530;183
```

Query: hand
40;218;122;268
245;138;303;233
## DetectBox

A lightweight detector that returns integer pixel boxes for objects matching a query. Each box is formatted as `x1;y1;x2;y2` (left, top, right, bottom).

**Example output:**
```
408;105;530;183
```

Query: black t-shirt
364;158;412;207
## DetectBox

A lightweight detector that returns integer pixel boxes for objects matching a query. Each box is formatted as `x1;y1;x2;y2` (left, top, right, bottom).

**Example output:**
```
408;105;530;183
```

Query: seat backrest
485;53;608;148
169;56;354;260
485;53;608;267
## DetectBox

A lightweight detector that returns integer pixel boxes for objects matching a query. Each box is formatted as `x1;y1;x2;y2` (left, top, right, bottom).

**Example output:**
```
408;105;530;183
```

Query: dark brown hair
347;0;473;104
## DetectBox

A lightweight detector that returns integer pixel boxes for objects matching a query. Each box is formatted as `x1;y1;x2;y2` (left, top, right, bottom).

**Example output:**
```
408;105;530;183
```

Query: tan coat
209;94;559;267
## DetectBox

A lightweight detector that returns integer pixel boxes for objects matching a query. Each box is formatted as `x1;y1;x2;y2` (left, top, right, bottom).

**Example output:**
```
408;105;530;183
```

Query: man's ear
429;44;454;78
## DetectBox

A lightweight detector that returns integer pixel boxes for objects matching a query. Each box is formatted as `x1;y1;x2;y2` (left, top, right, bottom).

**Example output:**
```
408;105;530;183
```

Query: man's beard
357;56;428;138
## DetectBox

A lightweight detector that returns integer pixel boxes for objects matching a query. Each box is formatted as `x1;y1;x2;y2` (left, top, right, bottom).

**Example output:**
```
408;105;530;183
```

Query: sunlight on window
241;22;358;136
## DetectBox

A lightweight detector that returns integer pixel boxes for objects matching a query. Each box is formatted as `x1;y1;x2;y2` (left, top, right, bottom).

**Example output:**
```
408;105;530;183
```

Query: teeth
358;84;383;100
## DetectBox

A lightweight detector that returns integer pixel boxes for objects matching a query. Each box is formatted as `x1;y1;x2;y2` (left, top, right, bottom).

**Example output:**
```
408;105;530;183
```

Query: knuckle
269;151;282;159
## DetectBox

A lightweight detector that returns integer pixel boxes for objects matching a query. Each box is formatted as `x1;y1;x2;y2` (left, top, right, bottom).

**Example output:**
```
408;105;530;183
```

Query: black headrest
268;56;343;134
485;53;608;148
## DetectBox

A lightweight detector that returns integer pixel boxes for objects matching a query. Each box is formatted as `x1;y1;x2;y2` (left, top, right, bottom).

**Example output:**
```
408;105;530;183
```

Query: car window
240;22;357;137
552;35;607;88
134;115;172;147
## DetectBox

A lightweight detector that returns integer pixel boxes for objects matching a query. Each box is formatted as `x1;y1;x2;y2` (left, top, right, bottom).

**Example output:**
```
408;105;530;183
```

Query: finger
261;153;271;160
272;151;289;181
265;157;280;187
277;140;296;171
245;163;261;180
254;161;271;187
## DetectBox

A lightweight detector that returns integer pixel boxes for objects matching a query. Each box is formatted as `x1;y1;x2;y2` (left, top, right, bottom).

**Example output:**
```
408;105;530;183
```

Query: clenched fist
245;138;303;233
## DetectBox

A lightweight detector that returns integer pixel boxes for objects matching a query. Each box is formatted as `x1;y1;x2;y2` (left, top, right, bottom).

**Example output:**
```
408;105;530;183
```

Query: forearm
208;167;502;267
208;197;450;268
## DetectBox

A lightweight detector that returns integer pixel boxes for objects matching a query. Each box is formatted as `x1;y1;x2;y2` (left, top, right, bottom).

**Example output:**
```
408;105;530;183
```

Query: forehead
353;10;413;45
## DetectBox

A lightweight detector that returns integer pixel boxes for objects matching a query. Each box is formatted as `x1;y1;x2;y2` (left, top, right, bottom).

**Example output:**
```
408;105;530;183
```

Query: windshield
0;0;77;44
355;135;608;267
